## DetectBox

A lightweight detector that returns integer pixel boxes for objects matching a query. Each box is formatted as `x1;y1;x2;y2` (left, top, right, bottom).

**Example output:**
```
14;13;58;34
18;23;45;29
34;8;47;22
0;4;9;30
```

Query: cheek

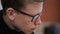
13;15;35;31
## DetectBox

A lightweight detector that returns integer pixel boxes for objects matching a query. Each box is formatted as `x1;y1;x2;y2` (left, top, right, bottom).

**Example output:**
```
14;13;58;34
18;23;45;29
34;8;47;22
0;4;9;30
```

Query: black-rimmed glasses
14;8;41;22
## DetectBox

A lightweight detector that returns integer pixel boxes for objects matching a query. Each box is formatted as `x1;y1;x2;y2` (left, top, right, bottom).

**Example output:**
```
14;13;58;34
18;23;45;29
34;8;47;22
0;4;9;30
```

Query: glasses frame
14;8;42;22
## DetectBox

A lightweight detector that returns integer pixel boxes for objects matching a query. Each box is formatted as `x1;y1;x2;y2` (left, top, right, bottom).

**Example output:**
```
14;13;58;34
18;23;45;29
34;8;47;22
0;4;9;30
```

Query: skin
3;2;43;34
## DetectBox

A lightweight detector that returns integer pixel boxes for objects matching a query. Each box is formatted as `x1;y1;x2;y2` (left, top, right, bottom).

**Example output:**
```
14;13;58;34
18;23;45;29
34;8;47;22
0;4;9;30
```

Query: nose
34;17;41;25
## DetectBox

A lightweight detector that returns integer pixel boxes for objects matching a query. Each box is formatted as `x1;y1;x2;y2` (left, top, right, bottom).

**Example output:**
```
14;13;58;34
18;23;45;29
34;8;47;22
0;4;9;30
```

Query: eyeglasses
14;8;42;22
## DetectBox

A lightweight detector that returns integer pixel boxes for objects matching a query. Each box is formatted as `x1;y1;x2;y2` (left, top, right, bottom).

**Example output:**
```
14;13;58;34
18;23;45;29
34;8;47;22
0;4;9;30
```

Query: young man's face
7;2;43;34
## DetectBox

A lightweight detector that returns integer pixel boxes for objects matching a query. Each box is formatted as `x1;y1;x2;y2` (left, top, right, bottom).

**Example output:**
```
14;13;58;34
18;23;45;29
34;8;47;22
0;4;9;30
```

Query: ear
6;8;16;21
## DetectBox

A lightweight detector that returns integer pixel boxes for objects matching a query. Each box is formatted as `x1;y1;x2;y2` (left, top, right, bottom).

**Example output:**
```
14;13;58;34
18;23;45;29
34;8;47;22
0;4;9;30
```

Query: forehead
21;2;43;16
24;0;44;6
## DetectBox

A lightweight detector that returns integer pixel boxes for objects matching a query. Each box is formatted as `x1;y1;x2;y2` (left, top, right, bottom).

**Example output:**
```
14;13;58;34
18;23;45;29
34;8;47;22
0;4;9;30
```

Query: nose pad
34;17;41;25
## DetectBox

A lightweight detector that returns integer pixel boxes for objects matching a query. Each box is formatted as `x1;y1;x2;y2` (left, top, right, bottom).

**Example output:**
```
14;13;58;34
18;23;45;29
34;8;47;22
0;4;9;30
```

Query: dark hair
1;0;45;15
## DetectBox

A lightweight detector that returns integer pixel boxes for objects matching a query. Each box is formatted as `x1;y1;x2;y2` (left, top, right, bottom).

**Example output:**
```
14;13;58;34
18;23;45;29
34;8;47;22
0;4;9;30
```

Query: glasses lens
32;15;39;22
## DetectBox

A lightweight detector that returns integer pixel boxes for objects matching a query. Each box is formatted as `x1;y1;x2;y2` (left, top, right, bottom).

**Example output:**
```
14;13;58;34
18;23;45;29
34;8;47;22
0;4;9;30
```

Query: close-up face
6;2;43;34
13;2;43;34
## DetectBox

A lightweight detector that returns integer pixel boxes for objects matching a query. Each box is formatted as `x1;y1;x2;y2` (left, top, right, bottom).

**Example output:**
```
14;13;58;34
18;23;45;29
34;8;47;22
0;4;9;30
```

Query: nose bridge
34;16;41;25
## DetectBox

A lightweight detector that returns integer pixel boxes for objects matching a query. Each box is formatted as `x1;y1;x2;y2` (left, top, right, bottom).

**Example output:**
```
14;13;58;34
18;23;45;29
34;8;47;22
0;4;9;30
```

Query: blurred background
41;0;60;22
34;0;60;34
